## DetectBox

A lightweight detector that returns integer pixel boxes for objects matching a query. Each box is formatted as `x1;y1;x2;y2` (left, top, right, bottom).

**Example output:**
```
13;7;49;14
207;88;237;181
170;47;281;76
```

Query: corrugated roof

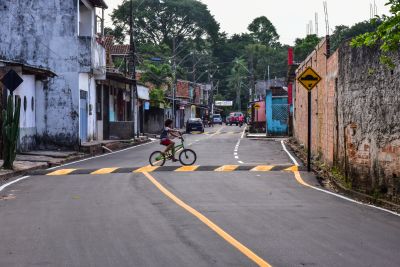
104;35;114;50
110;45;130;55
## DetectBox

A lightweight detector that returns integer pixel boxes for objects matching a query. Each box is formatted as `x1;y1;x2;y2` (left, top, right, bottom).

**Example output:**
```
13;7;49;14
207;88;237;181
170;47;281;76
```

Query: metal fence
271;104;289;124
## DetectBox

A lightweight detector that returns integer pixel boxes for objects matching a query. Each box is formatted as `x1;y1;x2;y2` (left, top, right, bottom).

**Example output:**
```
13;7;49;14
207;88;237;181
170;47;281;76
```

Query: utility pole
208;71;214;115
172;37;177;128
249;54;255;103
129;0;138;137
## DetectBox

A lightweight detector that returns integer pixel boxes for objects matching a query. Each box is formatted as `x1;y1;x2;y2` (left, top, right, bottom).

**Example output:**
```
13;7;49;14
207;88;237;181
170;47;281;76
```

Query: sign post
297;67;322;172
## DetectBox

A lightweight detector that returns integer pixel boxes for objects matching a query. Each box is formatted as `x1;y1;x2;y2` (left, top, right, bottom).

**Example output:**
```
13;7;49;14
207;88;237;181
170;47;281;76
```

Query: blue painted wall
266;90;289;136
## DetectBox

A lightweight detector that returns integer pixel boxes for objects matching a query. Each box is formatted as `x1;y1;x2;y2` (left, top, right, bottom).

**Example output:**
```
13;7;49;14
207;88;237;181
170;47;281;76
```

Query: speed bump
29;165;304;176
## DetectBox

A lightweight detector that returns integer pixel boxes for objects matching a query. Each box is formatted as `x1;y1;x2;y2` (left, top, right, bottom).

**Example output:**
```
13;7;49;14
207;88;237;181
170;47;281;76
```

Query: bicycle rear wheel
149;151;166;166
179;149;197;166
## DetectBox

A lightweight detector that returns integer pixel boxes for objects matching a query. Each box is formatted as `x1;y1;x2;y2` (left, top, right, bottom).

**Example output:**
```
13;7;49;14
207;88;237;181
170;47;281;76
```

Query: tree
351;0;399;67
293;34;321;62
331;21;380;51
228;59;248;111
104;26;125;44
111;0;220;48
248;16;279;46
140;61;172;88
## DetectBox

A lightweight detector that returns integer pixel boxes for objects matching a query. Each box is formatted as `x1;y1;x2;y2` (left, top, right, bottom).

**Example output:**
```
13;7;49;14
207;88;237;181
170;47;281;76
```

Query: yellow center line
142;172;271;267
292;171;312;188
134;166;159;173
284;166;299;172
47;169;76;176
91;167;119;175
215;165;239;172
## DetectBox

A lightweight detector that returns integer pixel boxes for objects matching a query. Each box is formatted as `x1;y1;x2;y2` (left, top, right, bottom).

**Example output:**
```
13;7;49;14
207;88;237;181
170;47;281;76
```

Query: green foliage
228;58;248;111
331;20;380;51
149;88;166;104
111;0;220;47
294;34;321;62
248;16;279;46
351;0;400;66
140;61;172;87
104;26;125;44
113;57;128;73
2;95;21;170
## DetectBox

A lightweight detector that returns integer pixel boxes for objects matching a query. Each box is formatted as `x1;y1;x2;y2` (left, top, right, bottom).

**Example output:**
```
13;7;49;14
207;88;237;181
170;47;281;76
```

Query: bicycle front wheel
179;149;197;166
149;151;166;166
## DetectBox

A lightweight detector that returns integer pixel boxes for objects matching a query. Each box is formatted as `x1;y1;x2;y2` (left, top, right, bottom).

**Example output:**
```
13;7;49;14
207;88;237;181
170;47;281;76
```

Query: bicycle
149;133;197;166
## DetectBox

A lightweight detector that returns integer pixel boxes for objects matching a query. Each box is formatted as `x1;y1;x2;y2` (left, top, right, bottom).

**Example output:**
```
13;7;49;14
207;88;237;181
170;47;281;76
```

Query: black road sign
0;69;24;93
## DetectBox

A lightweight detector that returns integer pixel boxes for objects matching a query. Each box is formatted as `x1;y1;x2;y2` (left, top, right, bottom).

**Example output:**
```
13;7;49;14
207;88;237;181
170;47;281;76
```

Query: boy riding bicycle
160;119;181;162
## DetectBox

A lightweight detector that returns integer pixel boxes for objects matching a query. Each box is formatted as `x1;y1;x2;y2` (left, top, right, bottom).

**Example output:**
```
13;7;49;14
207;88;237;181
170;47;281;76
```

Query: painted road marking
47;169;77;176
280;141;400;217
251;165;274;172
134;166;159;173
142;172;271;267
91;167;119;175
215;165;239;172
175;166;199;172
30;165;303;176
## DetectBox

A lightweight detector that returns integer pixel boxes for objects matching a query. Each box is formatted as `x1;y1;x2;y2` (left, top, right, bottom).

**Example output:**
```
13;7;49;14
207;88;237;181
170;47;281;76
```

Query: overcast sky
104;0;390;45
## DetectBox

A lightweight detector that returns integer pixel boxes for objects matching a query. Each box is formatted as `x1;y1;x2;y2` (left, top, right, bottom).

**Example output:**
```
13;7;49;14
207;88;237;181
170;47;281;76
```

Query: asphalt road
1;125;400;267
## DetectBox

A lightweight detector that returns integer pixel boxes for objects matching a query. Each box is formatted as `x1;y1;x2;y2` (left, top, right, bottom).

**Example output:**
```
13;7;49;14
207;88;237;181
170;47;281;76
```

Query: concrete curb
285;138;400;213
0;139;151;184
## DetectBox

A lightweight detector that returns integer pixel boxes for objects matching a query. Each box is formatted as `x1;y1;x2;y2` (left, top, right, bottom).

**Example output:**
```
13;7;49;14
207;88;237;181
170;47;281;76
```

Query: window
79;1;93;37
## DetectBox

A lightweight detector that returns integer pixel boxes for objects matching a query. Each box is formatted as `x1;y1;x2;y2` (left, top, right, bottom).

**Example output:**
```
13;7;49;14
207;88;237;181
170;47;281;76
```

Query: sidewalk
0;137;151;182
0;151;86;181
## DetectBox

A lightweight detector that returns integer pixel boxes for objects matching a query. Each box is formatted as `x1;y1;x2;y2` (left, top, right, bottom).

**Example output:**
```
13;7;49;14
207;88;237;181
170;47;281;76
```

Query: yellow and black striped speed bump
190;131;243;135
30;165;303;176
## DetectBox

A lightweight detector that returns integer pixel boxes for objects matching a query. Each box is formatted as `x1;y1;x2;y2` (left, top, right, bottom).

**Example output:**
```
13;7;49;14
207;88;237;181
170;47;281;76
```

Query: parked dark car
186;118;204;133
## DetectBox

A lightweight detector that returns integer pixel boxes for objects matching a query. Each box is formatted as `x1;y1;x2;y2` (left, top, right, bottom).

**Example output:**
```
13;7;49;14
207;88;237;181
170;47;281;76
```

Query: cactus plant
2;95;21;170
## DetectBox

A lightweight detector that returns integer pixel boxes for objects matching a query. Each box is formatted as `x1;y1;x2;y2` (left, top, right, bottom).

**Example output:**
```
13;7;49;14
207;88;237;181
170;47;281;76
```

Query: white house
0;0;108;149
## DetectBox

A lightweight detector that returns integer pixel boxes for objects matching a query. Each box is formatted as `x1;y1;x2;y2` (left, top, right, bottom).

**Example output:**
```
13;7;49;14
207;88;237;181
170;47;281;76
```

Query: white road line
47;140;157;170
281;140;400;217
281;140;300;166
0;176;30;193
241;127;246;139
0;140;158;193
235;156;239;159
238;161;244;164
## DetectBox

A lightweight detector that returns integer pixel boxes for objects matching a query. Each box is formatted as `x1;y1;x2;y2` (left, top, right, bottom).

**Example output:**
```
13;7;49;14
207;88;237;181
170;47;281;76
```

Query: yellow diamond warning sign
297;67;322;91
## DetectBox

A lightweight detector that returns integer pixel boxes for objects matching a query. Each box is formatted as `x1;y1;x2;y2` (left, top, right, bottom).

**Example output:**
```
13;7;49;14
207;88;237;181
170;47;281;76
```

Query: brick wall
293;38;400;202
176;80;189;98
294;37;338;165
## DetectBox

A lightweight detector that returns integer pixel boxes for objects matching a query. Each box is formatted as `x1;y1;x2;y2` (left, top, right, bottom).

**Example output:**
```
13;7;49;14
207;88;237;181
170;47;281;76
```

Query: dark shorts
160;139;172;146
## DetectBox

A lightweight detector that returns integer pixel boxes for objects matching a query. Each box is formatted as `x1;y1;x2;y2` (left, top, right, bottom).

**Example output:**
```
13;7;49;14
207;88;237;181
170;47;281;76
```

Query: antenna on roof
323;1;330;36
315;12;319;36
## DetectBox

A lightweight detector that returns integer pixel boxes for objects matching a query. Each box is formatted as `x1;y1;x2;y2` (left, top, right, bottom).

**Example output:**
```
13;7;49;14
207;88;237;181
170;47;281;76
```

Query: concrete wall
144;108;164;134
293;38;400;202
337;43;400;199
13;74;36;151
109;121;133;140
0;0;105;148
79;73;97;141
